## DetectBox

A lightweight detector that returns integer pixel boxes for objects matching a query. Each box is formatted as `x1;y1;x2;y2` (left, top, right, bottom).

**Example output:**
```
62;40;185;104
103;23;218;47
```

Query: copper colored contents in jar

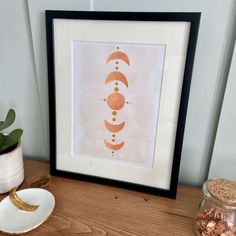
195;207;236;235
195;179;236;236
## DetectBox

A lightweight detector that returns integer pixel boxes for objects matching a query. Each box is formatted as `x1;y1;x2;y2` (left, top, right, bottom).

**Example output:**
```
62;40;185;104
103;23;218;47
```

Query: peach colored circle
107;92;125;110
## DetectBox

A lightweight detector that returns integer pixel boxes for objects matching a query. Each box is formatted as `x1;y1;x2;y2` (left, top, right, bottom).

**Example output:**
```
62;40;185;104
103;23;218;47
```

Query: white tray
0;188;55;234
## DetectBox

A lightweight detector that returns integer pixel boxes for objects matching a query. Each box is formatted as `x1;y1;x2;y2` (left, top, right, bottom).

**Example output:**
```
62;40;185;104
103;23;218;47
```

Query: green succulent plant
0;109;23;154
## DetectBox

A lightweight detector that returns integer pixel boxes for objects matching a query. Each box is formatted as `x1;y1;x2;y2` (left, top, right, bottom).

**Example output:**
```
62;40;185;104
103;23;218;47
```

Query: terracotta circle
107;92;125;110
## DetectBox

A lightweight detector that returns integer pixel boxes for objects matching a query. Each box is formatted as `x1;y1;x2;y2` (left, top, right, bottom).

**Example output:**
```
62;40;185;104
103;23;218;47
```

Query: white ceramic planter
0;142;24;194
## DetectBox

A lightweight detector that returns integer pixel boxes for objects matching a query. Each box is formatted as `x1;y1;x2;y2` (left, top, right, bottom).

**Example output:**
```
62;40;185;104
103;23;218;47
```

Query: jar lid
207;178;236;205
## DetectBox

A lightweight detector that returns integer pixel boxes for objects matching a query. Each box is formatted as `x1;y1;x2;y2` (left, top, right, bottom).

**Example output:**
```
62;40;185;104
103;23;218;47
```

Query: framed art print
46;11;200;198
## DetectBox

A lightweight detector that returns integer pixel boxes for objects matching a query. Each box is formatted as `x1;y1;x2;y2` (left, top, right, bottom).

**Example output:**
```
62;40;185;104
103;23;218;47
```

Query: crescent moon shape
104;139;125;151
106;51;130;65
105;71;128;88
104;120;125;133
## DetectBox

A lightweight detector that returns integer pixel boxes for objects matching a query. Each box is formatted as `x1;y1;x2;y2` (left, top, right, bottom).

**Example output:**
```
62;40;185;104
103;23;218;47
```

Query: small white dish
0;188;55;234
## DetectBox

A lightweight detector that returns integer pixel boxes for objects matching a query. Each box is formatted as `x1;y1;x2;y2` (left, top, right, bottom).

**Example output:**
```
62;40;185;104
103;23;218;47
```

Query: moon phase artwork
72;41;166;168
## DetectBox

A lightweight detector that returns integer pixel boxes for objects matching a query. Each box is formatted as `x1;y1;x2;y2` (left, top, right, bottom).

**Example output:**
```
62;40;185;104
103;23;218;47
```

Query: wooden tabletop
0;160;202;235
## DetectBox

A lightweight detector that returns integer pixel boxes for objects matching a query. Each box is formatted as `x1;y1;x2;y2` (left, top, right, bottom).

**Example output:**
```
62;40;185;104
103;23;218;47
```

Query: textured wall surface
209;41;236;181
0;0;45;158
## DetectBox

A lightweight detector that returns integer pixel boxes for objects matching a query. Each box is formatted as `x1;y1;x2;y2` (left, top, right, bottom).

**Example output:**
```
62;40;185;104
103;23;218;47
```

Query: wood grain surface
0;160;202;235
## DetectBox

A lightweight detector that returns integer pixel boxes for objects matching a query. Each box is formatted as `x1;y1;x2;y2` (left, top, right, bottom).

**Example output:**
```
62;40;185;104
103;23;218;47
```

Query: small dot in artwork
114;87;119;92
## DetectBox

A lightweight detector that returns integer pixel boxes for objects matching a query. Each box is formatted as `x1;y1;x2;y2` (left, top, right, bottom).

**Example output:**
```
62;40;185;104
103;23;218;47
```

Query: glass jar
194;178;236;236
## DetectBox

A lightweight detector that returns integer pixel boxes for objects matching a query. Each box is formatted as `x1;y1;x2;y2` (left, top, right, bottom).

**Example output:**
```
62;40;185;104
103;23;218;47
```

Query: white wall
209;41;236;181
0;0;45;159
0;0;235;185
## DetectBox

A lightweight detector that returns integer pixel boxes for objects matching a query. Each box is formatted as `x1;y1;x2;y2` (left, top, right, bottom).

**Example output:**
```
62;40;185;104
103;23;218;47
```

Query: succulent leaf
0;133;5;146
0;109;16;132
0;129;23;153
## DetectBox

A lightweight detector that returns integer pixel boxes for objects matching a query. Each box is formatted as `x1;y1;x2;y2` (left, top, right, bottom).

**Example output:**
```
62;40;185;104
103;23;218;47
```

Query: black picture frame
46;11;200;199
